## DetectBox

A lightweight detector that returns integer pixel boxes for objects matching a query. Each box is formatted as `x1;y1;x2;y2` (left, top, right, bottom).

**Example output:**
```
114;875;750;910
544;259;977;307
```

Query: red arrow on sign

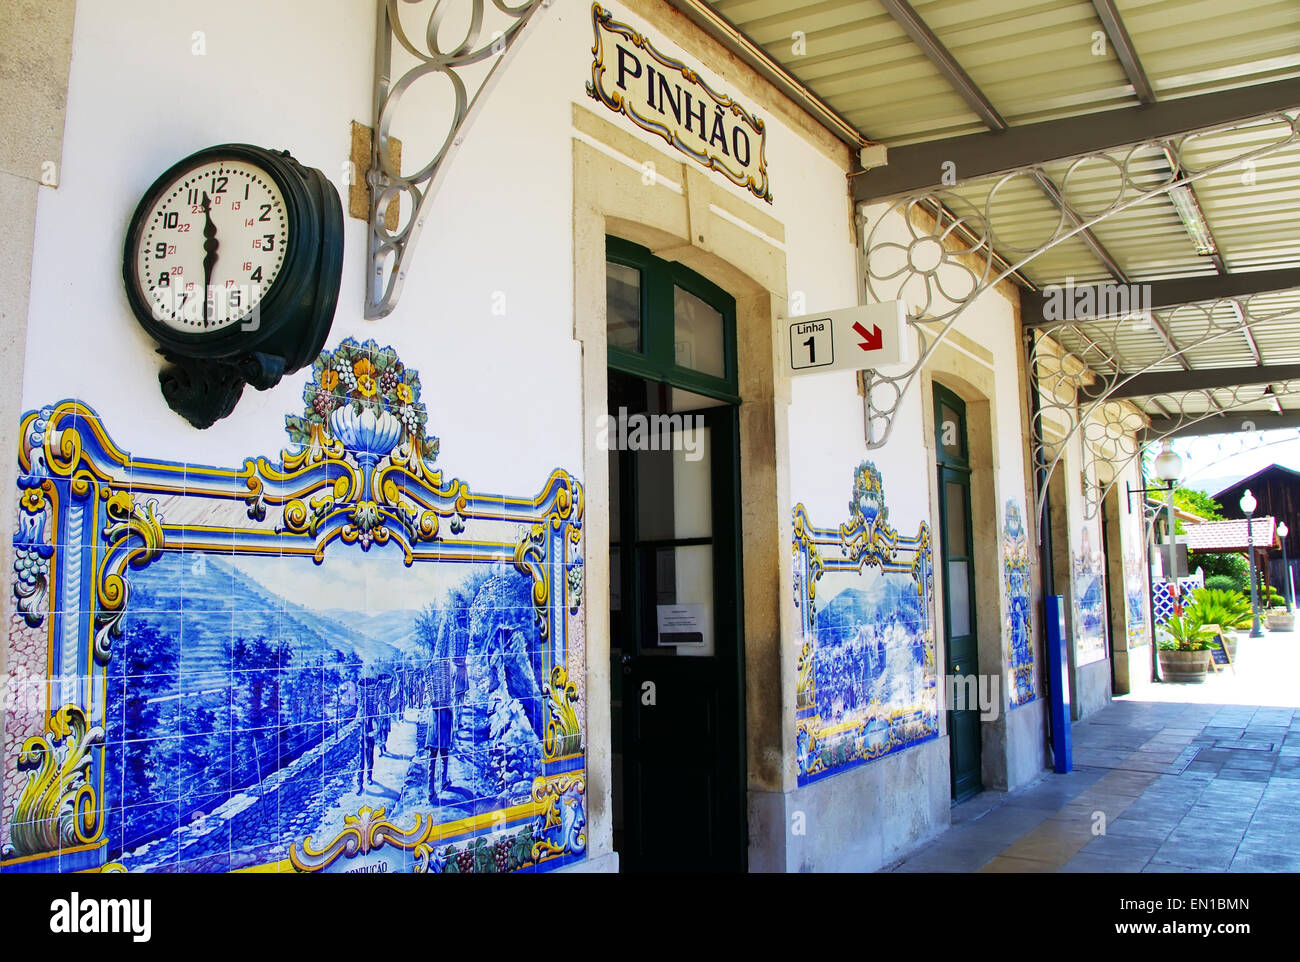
852;321;883;351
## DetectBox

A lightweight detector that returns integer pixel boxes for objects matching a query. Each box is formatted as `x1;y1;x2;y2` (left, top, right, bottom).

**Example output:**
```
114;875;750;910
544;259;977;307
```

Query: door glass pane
607;261;641;352
609;449;621;542
642;544;714;657
636;428;712;541
947;559;971;637
674;285;725;378
939;403;963;459
944;480;968;556
610;546;621;614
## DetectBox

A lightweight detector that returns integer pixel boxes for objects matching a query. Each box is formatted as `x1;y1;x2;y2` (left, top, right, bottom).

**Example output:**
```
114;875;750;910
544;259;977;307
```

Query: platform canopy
669;0;1300;450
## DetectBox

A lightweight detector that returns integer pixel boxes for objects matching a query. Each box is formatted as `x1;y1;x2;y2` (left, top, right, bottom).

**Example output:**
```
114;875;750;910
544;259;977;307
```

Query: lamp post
1152;442;1184;584
1279;520;1292;612
1241;489;1264;638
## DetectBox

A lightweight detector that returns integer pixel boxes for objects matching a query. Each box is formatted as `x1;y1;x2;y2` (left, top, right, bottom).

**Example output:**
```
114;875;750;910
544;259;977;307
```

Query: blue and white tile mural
1072;528;1108;666
793;463;938;785
1002;500;1035;708
1124;550;1149;648
1;338;586;874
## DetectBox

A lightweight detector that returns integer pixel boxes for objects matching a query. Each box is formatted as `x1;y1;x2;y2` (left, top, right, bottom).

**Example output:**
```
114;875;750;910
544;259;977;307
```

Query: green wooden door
606;238;746;872
935;384;982;801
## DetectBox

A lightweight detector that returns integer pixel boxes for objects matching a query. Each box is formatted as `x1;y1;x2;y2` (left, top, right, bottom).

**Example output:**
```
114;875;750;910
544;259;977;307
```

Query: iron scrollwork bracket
366;0;550;319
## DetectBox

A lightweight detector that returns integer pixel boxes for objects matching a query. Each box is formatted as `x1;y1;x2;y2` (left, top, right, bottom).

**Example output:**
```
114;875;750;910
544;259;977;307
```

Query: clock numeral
210;175;229;194
244;218;255;227
187;188;199;205
262;234;275;252
250;266;263;283
154;242;167;259
242;260;253;271
163;211;180;229
158;272;170;287
230;289;242;307
258;204;272;222
231;201;241;211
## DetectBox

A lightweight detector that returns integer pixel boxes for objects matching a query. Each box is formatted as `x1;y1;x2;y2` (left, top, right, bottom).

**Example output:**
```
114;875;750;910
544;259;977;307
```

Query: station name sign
586;4;772;203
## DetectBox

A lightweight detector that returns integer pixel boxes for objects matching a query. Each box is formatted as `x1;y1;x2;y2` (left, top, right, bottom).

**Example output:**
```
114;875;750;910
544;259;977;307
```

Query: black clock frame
122;143;343;429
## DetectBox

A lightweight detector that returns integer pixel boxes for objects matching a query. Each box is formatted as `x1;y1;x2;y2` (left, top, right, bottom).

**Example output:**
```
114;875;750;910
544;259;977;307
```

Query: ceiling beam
854;77;1300;202
1030;170;1135;287
1109;364;1300;399
1021;268;1300;327
876;0;1007;131
1143;410;1300;440
1090;0;1155;104
660;0;869;150
876;0;1135;301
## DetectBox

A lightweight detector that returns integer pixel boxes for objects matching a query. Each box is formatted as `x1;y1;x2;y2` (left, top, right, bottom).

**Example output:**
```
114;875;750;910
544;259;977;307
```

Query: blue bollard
1044;594;1073;773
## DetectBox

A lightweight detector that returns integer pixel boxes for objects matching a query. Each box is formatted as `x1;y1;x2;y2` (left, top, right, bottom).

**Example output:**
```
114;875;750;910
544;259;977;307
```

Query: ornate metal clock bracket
158;350;286;430
365;0;549;319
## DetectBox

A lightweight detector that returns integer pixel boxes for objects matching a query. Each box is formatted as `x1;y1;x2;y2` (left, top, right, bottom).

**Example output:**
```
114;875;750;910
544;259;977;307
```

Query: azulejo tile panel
0;338;586;874
1124;550;1149;648
1072;528;1107;666
793;462;938;786
1003;500;1035;708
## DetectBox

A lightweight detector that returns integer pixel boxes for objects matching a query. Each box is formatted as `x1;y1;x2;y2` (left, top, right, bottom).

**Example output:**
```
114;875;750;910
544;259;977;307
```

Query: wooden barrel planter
1158;648;1211;683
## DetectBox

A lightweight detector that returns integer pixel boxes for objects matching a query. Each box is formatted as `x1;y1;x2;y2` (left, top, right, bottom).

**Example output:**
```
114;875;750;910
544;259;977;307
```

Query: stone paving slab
885;693;1300;874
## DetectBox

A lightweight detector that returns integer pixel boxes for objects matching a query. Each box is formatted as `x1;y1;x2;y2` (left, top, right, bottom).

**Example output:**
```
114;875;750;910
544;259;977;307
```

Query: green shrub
1204;575;1240;593
1189;551;1249;591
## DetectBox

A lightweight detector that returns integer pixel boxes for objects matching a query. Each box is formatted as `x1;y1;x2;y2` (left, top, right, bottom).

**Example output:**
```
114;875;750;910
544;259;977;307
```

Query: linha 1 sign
785;301;910;377
586;4;772;203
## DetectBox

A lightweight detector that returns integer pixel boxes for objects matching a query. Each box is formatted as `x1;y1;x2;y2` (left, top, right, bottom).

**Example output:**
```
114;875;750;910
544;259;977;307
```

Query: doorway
935;383;981;801
605;238;746;872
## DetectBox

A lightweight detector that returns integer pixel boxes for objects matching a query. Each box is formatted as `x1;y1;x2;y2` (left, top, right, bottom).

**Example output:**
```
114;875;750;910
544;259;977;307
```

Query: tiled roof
1184;517;1277;553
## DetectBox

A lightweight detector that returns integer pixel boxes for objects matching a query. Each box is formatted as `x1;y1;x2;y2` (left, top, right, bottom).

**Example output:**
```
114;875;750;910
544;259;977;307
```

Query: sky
227;546;478;613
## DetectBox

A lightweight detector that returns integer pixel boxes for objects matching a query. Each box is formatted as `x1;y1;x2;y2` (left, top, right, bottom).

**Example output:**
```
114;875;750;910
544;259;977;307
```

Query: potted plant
1184;588;1252;661
1263;587;1293;631
1156;614;1215;682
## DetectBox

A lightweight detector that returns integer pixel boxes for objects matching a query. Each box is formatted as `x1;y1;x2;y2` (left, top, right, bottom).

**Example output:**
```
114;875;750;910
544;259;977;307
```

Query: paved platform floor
887;635;1300;873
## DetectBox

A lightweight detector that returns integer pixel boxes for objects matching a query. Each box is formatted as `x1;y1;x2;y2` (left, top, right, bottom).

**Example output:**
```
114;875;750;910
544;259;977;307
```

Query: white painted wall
27;0;866;494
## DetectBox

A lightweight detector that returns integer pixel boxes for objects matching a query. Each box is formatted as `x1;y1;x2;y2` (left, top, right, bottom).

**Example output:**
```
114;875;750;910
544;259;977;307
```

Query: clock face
131;158;289;333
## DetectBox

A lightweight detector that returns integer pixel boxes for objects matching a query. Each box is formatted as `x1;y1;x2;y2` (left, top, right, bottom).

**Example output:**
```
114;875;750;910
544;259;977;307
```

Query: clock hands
201;192;219;324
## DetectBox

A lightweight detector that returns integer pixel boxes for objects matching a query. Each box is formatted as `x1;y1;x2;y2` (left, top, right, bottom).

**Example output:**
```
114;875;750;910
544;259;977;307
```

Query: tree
1173;487;1225;523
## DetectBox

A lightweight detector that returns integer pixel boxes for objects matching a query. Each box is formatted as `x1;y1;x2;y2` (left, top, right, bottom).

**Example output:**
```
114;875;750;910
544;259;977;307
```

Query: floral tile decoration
793;462;938;785
1003;500;1035;708
1072;528;1107;666
0;338;586;874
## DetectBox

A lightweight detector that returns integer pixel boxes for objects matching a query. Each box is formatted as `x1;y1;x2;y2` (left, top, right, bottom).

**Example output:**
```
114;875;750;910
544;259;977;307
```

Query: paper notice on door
656;604;707;646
